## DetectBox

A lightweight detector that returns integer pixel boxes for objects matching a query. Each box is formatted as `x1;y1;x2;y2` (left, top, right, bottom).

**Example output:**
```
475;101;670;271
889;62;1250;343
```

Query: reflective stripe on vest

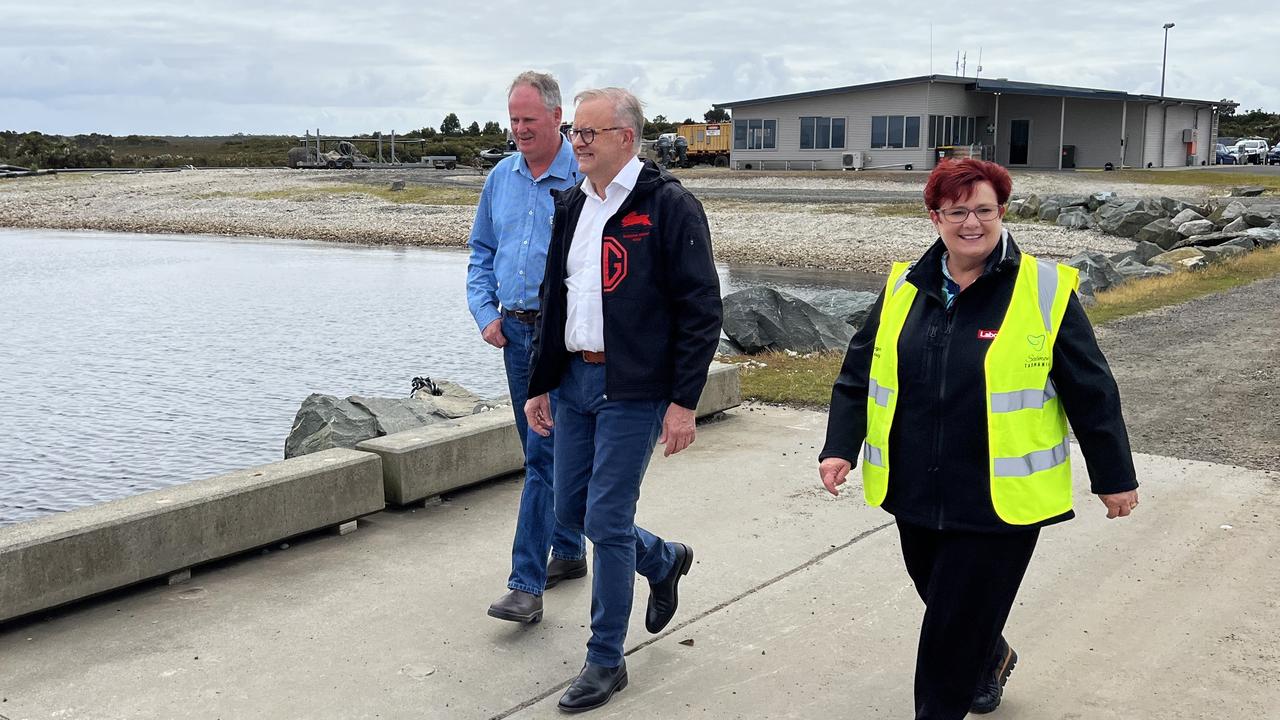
862;253;1079;525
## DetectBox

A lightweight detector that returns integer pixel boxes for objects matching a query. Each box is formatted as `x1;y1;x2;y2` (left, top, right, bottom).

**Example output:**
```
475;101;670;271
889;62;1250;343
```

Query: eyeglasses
568;127;625;145
934;205;1002;223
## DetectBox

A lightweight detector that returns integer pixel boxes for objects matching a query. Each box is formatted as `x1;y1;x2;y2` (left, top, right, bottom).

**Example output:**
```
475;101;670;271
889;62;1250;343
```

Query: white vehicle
1234;138;1270;165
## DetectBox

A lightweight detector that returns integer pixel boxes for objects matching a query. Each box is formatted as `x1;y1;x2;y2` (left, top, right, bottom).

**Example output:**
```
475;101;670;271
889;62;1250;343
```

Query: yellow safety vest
862;254;1080;525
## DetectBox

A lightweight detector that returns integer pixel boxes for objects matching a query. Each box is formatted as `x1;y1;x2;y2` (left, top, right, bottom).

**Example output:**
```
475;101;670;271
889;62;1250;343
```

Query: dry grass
1087;244;1280;324
1106;169;1280;192
721;351;845;407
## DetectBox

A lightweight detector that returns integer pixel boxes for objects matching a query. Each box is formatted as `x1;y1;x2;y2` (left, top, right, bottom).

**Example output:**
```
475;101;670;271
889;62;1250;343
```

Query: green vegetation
724;245;1280;408
1218;108;1280;142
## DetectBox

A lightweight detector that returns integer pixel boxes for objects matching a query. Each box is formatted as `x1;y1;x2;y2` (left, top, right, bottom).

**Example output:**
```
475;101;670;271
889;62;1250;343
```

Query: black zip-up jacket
529;160;722;409
819;233;1138;532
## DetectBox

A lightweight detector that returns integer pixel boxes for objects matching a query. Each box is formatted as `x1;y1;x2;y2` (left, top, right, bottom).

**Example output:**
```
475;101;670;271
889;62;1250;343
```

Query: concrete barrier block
0;448;383;624
359;363;742;506
358;409;523;506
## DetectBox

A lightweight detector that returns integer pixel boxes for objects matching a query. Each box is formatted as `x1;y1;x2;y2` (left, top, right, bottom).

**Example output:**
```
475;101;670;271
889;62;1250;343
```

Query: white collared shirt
564;157;643;353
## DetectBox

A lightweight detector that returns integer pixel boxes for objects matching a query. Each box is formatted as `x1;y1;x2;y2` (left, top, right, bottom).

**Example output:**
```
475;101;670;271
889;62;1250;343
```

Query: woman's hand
1098;490;1139;519
819;458;853;496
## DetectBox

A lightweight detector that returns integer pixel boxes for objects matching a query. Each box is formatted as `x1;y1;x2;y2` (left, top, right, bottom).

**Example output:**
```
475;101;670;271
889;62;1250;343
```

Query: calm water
0;229;881;526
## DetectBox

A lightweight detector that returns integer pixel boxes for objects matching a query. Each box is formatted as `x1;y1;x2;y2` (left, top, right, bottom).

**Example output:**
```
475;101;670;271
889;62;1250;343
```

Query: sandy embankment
0;167;1209;271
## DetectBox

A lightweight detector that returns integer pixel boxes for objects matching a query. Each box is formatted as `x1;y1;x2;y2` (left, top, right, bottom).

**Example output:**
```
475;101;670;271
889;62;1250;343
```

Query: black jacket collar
906;229;1021;304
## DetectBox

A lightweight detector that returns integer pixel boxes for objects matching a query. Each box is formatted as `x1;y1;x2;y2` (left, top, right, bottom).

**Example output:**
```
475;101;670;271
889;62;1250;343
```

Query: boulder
806;289;880;329
284;382;494;458
1199;245;1249;263
1135;218;1180;249
1243;210;1276;227
1037;199;1062;222
1066;251;1125;296
723;287;855;354
1134;241;1166;264
1018;194;1042;219
1114;257;1172;281
1095;198;1164;238
1169;208;1205;227
1170;230;1247;250
1056;207;1095;230
717;335;745;356
1220;237;1257;252
1157;197;1190;216
389;180;406;191
1222;217;1252;234
1244;227;1280;247
1228;186;1266;197
1177;219;1216;238
1087;191;1117;211
1220;201;1250;224
1149;247;1208;272
1006;199;1028;218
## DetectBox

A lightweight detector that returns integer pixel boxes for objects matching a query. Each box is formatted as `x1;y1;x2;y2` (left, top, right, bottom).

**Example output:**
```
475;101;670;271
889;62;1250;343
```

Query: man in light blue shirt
467;71;586;624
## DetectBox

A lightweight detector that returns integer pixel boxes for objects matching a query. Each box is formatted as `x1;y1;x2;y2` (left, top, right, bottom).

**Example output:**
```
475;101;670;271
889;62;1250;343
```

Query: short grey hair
575;87;645;152
508;71;561;113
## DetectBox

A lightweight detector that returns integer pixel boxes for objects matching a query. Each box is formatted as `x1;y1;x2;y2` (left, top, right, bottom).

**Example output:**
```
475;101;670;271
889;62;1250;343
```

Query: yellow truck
676;122;732;167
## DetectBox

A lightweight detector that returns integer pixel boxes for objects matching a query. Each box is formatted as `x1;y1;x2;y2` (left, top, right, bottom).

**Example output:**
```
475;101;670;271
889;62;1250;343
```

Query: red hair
923;158;1012;210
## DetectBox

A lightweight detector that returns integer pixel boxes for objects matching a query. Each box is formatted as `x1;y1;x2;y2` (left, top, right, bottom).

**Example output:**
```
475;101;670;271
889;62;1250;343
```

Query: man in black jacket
525;87;721;713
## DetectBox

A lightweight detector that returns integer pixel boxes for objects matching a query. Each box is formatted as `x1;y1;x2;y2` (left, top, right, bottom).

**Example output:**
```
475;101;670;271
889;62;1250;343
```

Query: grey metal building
715;75;1235;171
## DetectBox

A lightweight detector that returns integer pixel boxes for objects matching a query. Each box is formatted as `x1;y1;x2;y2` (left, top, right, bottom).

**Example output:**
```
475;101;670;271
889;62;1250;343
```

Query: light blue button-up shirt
466;138;580;332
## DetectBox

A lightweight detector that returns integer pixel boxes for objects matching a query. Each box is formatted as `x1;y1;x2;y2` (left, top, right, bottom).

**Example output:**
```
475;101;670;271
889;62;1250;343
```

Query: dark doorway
1010;120;1030;165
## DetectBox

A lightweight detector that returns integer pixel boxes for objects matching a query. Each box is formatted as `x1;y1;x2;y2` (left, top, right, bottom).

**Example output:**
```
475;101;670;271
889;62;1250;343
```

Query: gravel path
0;167;1209;271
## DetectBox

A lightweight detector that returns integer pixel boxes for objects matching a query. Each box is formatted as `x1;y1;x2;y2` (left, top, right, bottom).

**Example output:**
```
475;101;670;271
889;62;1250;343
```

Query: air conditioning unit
842;151;866;170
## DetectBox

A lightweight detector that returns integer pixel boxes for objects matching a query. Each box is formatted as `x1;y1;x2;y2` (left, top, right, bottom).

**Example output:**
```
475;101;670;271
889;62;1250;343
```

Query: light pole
1160;22;1175;96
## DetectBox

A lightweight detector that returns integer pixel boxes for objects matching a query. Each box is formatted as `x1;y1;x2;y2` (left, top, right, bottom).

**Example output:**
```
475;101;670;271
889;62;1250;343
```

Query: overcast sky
5;1;1275;136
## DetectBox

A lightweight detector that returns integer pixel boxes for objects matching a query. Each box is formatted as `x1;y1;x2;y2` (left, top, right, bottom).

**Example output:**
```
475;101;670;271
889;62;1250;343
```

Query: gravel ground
0;167;1208;271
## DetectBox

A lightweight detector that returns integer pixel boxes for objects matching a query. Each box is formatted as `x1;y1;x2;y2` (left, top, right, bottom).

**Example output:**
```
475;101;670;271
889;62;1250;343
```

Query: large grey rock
1222;217;1252;234
1087;191;1117;211
1170;230;1247;250
1199;245;1249;263
1228;186;1266;197
717;336;745;356
1114;257;1172;281
1169;208;1205;227
1056;207;1095;230
285;383;493;458
1135;241;1166;264
1135;218;1180;249
409;379;495;419
1006;199;1029;218
1066;251;1125;296
1244;227;1280;247
1037;199;1063;222
1220;237;1257;252
1243;210;1276;228
1018;194;1042;219
1095;198;1164;237
806;289;880;329
1177;219;1216;238
1149;247;1208;272
1220;201;1250;224
1157;197;1189;216
722;287;855;354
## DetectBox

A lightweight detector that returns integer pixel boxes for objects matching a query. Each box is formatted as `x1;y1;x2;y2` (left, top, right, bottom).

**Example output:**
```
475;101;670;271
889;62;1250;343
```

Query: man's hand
658;404;696;457
1098;490;1140;519
481;318;507;348
819;458;853;496
525;394;553;437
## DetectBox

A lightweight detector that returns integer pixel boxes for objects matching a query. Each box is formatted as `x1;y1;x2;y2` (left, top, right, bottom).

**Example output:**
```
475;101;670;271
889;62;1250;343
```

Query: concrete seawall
0;363;740;624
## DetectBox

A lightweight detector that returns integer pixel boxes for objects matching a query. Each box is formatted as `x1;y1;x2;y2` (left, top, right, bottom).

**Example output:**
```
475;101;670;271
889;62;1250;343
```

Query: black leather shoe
557;661;627;713
487;589;543;624
545;557;588;589
645;542;693;634
971;638;1017;714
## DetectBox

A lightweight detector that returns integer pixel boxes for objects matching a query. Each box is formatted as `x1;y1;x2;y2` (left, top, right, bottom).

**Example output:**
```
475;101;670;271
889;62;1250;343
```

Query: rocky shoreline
0;167;1259;272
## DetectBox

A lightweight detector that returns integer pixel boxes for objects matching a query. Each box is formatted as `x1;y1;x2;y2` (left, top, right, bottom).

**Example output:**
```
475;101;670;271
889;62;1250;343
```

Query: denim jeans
502;314;585;596
553;356;677;667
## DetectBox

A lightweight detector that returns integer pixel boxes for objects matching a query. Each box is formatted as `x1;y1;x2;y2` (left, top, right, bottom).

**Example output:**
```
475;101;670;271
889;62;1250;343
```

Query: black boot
645;543;693;634
486;589;543;624
545;557;588;589
971;637;1017;714
557;661;628;713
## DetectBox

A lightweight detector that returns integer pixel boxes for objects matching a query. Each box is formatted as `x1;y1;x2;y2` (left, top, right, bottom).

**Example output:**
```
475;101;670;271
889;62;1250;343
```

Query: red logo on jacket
621;211;652;227
602;237;628;292
977;329;998;340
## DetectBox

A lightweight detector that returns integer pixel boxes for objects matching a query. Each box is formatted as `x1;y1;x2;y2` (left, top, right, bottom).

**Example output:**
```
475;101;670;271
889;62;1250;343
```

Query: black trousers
896;520;1039;720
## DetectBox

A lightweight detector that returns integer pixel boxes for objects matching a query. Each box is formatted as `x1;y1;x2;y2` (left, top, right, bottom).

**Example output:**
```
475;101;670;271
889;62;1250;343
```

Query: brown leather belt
503;309;539;324
580;350;606;364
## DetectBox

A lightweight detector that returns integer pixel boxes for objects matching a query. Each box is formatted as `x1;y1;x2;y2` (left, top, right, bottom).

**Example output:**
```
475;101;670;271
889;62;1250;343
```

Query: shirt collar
582;156;643;201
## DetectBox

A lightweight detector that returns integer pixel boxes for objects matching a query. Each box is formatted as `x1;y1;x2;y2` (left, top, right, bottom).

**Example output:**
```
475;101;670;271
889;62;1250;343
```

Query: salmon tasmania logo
1024;334;1050;368
1026;334;1046;351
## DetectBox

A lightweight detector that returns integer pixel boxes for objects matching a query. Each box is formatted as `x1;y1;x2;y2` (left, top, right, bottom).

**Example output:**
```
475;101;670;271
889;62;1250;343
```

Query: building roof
714;74;1236;110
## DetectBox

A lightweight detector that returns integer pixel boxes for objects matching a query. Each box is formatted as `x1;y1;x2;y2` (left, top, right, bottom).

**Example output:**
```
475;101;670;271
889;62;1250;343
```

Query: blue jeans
553;356;677;667
502;314;585;596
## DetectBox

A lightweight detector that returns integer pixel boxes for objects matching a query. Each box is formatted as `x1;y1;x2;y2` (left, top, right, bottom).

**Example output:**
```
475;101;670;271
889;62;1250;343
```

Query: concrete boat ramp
2;405;1277;719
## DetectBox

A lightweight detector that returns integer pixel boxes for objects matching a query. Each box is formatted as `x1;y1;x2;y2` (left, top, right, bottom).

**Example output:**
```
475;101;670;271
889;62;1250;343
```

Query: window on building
871;116;922;149
800;116;846;149
734;119;777;150
930;115;977;147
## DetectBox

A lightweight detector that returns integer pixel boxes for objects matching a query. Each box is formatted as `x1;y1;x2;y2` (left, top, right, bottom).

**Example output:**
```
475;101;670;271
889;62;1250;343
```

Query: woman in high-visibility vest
818;159;1139;719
